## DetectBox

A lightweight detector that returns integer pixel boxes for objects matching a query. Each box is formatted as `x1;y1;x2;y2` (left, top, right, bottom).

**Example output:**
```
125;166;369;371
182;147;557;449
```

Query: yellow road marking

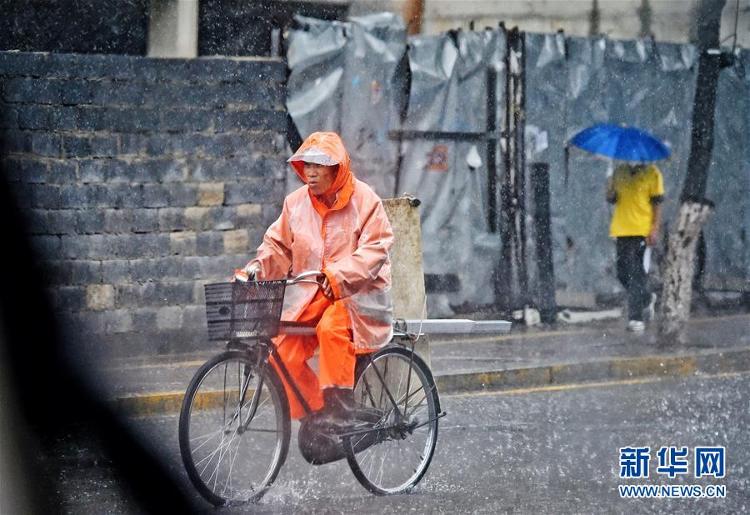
123;370;750;419
107;359;208;371
446;369;750;398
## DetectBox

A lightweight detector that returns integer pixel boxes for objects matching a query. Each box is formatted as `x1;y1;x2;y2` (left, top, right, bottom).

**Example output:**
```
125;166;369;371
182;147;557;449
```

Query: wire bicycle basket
204;280;287;341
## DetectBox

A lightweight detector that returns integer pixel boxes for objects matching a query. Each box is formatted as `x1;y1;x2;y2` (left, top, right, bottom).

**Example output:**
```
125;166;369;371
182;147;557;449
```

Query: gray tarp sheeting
286;13;405;197
398;29;506;310
524;33;699;299
286;16;750;313
286;16;347;139
705;50;750;285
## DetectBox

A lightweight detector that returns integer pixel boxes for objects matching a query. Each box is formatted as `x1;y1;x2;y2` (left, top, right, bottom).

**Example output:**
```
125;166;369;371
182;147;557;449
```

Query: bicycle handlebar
285;270;323;286
235;269;323;287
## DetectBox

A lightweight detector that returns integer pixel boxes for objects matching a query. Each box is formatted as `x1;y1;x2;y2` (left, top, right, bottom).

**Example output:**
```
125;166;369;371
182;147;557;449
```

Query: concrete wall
199;0;350;56
0;51;288;357
0;0;149;55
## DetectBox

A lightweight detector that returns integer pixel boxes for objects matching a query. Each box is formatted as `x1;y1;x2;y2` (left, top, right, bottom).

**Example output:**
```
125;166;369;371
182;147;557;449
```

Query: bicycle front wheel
178;350;290;506
345;346;440;495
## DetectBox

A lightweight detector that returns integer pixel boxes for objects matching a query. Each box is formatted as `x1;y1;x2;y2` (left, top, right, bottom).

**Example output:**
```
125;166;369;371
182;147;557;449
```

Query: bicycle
178;271;445;506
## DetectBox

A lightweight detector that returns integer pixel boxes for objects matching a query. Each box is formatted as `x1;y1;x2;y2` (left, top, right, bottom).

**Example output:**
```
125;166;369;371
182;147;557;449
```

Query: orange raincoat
246;132;394;418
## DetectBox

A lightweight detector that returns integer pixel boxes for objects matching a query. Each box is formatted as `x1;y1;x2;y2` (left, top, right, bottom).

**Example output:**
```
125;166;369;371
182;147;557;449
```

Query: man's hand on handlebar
283;270;330;297
232;264;259;282
231;268;332;298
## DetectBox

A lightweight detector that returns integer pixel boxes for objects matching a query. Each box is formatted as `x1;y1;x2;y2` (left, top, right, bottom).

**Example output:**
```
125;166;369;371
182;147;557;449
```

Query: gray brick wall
0;51;288;357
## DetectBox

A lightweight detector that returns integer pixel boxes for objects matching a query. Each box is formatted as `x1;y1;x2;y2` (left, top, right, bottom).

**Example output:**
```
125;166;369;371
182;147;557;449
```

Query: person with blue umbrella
570;123;670;332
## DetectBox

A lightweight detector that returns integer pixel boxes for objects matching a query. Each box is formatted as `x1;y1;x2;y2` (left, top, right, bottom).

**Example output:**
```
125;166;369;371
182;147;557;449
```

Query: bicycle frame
225;329;445;440
226;270;446;430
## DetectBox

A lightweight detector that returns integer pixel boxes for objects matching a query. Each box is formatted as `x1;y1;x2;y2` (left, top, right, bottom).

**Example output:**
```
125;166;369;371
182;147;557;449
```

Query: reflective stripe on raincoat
247;132;394;352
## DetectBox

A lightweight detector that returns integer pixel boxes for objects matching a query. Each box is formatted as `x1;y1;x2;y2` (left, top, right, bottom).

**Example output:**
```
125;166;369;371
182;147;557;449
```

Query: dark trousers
616;237;650;321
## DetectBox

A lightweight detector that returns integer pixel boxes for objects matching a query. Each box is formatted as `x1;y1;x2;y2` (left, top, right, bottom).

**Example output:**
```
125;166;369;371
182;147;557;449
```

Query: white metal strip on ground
472;320;513;333
403;319;512;335
278;319;512;337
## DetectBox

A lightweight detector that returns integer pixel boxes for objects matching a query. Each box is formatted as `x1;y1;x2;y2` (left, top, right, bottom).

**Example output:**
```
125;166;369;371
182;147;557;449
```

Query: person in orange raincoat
235;132;394;422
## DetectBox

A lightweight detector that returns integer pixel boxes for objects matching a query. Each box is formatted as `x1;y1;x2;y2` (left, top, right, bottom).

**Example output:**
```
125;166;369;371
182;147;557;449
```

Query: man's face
303;162;338;196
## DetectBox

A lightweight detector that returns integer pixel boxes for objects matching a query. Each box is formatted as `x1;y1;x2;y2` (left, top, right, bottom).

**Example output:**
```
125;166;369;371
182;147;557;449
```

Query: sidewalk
98;313;750;416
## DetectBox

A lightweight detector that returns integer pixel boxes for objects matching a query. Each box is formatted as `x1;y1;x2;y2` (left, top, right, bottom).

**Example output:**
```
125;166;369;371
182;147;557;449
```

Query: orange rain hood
287;132;354;206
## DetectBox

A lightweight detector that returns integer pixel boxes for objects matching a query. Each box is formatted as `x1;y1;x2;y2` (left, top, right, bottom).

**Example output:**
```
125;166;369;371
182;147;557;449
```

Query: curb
113;346;750;417
435;347;750;394
114;391;186;418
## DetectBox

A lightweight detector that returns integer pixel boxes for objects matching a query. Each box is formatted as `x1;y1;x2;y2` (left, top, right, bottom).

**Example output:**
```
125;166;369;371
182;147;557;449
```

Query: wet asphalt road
51;372;750;513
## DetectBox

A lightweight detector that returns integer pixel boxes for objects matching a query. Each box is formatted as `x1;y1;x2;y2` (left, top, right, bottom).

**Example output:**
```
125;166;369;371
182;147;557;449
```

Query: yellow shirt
609;164;664;237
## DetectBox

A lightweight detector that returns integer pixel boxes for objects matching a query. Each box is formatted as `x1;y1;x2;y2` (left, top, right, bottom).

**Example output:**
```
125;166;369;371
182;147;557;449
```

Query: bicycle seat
277;320;317;335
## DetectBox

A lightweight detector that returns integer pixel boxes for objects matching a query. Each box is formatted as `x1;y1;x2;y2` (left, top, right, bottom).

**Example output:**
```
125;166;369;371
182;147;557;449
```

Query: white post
148;0;199;58
383;196;431;365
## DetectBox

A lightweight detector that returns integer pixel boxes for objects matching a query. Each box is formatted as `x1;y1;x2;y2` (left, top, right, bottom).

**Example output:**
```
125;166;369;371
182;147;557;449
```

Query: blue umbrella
569;123;670;162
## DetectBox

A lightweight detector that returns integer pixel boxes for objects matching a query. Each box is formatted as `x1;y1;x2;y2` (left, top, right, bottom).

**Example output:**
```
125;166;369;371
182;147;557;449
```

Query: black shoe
311;388;356;429
319;388;385;429
323;387;357;414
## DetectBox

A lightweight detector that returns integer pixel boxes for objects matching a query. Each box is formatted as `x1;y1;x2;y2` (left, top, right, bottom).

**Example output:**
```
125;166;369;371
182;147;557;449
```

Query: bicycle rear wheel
178;349;290;506
344;346;440;495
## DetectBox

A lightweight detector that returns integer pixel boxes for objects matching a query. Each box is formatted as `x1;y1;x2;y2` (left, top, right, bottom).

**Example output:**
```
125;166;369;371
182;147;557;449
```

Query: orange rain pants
272;290;357;419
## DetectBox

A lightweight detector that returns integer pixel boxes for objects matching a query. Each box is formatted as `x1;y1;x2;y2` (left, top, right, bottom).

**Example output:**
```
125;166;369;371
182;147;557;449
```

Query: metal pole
486;67;498;233
497;26;514;311
516;30;529;303
403;0;425;36
531;163;557;323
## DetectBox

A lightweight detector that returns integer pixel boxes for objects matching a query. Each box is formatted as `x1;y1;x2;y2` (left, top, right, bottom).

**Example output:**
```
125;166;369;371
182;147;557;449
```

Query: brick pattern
0;51;288;356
